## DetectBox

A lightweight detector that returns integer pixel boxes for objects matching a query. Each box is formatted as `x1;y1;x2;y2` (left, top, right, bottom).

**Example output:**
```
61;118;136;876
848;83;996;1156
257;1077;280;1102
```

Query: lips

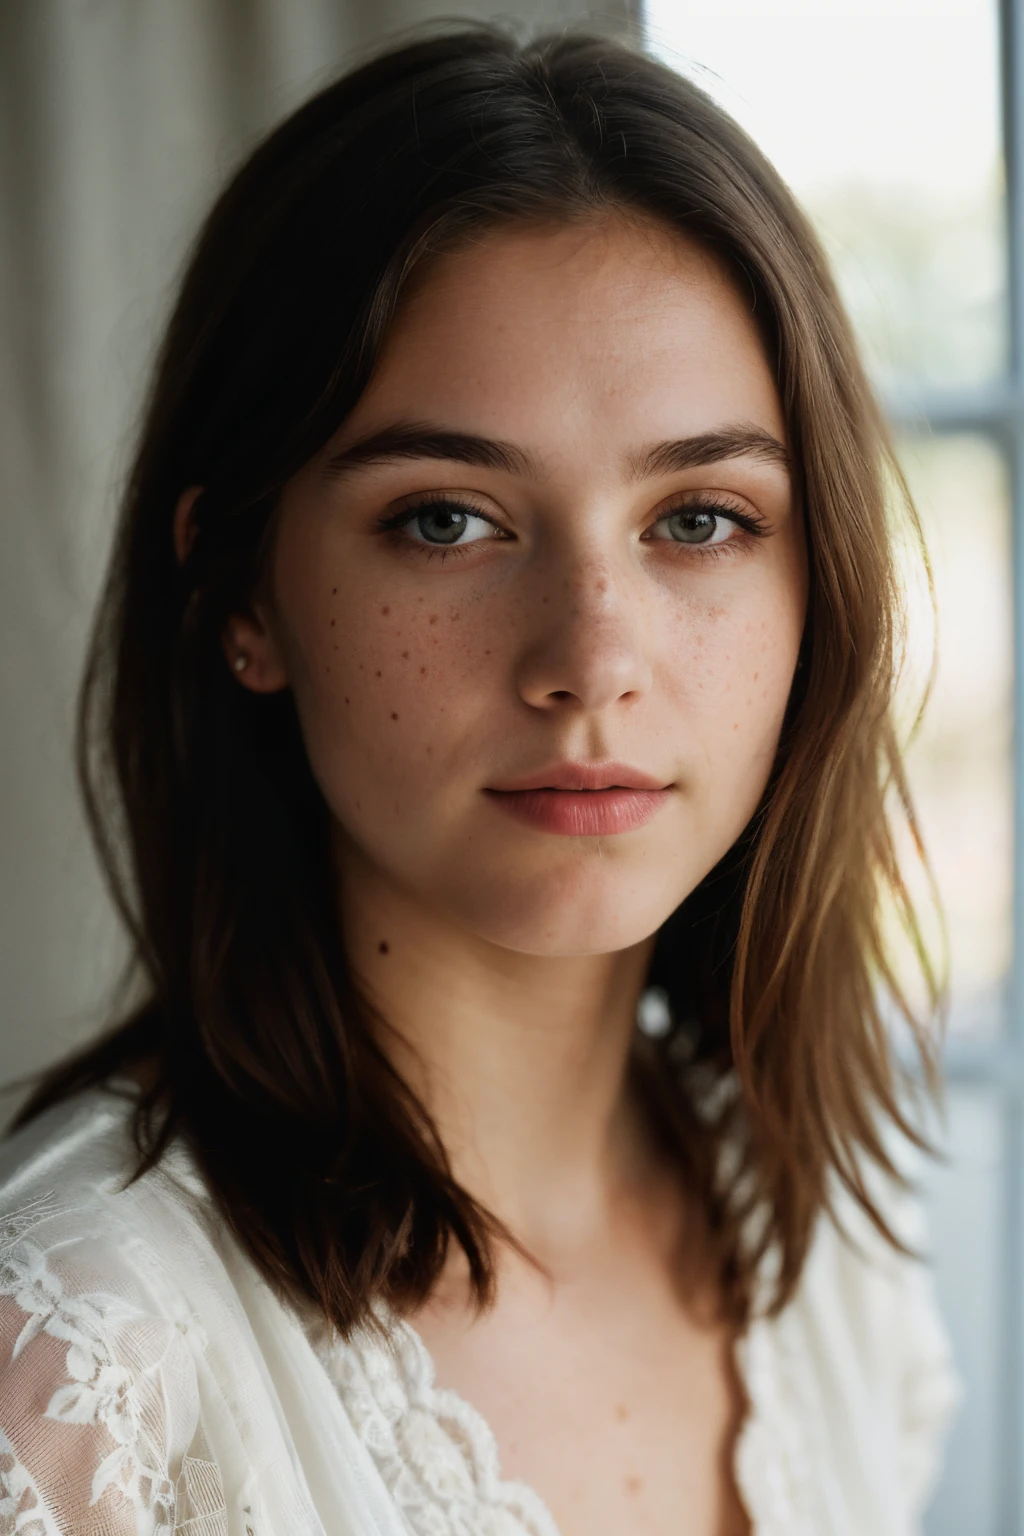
488;761;669;794
484;762;672;836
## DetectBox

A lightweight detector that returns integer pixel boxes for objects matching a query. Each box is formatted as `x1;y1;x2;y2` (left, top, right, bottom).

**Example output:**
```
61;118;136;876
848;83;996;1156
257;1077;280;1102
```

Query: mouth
488;761;670;794
484;761;673;836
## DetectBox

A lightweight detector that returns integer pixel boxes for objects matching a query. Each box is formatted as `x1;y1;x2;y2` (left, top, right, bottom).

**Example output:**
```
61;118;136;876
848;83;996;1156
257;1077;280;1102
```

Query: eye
663;509;722;545
380;497;501;547
652;507;733;547
645;499;766;548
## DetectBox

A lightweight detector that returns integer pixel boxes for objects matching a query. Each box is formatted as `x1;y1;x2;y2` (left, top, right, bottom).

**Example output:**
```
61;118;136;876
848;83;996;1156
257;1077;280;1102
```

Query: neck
339;847;656;1254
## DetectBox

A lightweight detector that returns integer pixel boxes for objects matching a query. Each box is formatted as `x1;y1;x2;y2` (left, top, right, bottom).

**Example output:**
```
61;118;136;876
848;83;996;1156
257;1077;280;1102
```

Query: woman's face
242;215;807;956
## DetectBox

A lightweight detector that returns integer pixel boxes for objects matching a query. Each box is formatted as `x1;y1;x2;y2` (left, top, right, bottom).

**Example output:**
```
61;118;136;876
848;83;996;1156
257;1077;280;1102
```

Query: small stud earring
233;654;250;673
636;986;673;1040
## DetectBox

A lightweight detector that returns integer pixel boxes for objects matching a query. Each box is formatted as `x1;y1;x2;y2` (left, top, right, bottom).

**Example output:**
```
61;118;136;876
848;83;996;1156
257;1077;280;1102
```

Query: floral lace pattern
318;1315;563;1536
0;1208;240;1536
0;1424;54;1536
2;1237;177;1523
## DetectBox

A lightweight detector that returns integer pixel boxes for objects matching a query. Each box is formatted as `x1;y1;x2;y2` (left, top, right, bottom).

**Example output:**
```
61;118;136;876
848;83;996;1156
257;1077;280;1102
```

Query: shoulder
0;1080;209;1218
739;1153;960;1533
0;1088;221;1532
0;1086;220;1314
808;1156;959;1406
0;1088;336;1535
0;1084;232;1374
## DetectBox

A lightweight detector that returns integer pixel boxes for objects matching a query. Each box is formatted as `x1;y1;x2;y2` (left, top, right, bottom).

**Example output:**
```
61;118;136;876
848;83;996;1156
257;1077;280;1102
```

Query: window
642;2;1016;1526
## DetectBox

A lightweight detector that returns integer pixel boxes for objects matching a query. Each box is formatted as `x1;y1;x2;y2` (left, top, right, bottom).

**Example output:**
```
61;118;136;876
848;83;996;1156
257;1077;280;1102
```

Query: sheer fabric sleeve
0;1222;218;1536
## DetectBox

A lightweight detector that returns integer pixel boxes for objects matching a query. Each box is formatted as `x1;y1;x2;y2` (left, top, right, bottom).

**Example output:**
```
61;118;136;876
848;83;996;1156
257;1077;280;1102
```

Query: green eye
664;509;717;544
415;506;471;544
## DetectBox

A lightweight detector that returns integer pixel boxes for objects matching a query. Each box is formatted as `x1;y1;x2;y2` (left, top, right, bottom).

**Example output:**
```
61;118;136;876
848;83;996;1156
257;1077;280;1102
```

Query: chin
440;861;691;958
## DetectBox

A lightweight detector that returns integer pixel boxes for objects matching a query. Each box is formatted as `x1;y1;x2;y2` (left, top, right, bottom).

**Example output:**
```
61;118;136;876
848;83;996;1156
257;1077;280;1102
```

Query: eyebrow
320;420;790;483
322;424;537;480
627;426;790;479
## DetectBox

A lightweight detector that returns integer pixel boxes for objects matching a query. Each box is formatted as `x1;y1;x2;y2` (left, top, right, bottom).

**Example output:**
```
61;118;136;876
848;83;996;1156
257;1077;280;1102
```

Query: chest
409;1272;752;1536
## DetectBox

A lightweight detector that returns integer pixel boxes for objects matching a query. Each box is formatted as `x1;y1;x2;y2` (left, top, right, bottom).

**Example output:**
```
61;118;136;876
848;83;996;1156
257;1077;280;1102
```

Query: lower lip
485;787;670;836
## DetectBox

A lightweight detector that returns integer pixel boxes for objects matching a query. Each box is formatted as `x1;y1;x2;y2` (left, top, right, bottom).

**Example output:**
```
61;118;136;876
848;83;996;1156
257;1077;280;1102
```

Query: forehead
350;214;786;462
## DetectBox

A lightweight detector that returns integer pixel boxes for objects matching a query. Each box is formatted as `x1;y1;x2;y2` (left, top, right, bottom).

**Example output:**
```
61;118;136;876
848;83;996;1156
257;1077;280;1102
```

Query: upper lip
487;761;672;793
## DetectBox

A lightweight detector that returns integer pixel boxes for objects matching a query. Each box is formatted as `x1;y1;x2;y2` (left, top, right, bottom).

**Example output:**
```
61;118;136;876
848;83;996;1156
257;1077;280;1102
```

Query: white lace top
0;1084;959;1536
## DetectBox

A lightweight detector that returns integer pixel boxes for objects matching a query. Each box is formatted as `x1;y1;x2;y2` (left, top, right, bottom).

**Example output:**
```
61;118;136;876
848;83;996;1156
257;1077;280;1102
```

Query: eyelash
375;493;769;561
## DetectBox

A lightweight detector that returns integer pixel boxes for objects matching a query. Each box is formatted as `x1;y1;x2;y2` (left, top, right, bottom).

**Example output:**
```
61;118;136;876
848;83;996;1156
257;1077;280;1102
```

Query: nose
514;557;653;713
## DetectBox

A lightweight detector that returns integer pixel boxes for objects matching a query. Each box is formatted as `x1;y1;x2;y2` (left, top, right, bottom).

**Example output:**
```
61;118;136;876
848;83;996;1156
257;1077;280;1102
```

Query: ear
221;607;290;694
173;485;203;565
173;486;288;694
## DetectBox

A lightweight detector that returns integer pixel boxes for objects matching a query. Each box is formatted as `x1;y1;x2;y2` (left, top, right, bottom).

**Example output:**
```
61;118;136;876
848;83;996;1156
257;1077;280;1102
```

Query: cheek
664;576;803;781
283;582;495;811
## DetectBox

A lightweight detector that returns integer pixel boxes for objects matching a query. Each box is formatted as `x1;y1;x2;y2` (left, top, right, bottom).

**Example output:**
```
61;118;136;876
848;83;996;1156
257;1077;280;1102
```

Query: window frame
635;2;1022;1524
883;4;1024;1526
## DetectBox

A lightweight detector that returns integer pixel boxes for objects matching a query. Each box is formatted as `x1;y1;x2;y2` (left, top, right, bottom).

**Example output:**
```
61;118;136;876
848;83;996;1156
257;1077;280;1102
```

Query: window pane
644;0;1007;392
896;434;1013;1037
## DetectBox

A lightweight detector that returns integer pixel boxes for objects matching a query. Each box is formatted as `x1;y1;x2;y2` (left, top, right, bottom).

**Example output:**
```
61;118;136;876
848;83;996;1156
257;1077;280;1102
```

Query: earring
636;986;673;1039
232;654;250;673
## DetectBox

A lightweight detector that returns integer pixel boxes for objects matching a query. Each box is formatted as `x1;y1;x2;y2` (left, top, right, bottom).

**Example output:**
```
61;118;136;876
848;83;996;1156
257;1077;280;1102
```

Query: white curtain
0;0;634;1101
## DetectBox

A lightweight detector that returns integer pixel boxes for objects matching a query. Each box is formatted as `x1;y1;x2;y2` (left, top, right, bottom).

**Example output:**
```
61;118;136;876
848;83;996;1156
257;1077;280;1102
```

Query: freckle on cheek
420;666;427;675
375;670;382;678
402;651;409;659
381;606;390;616
390;712;399;721
378;940;390;955
429;615;438;626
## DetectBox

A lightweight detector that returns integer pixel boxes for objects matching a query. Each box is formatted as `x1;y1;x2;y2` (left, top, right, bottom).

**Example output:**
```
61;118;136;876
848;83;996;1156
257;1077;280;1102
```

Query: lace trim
319;1315;563;1536
317;1304;820;1536
732;1312;817;1536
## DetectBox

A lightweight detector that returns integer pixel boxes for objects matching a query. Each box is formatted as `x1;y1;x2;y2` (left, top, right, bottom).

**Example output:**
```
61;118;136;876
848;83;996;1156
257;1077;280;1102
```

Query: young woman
0;25;958;1536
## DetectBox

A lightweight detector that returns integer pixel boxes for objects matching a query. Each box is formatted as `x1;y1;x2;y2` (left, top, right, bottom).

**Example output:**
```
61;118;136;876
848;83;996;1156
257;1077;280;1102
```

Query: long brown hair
11;25;941;1328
